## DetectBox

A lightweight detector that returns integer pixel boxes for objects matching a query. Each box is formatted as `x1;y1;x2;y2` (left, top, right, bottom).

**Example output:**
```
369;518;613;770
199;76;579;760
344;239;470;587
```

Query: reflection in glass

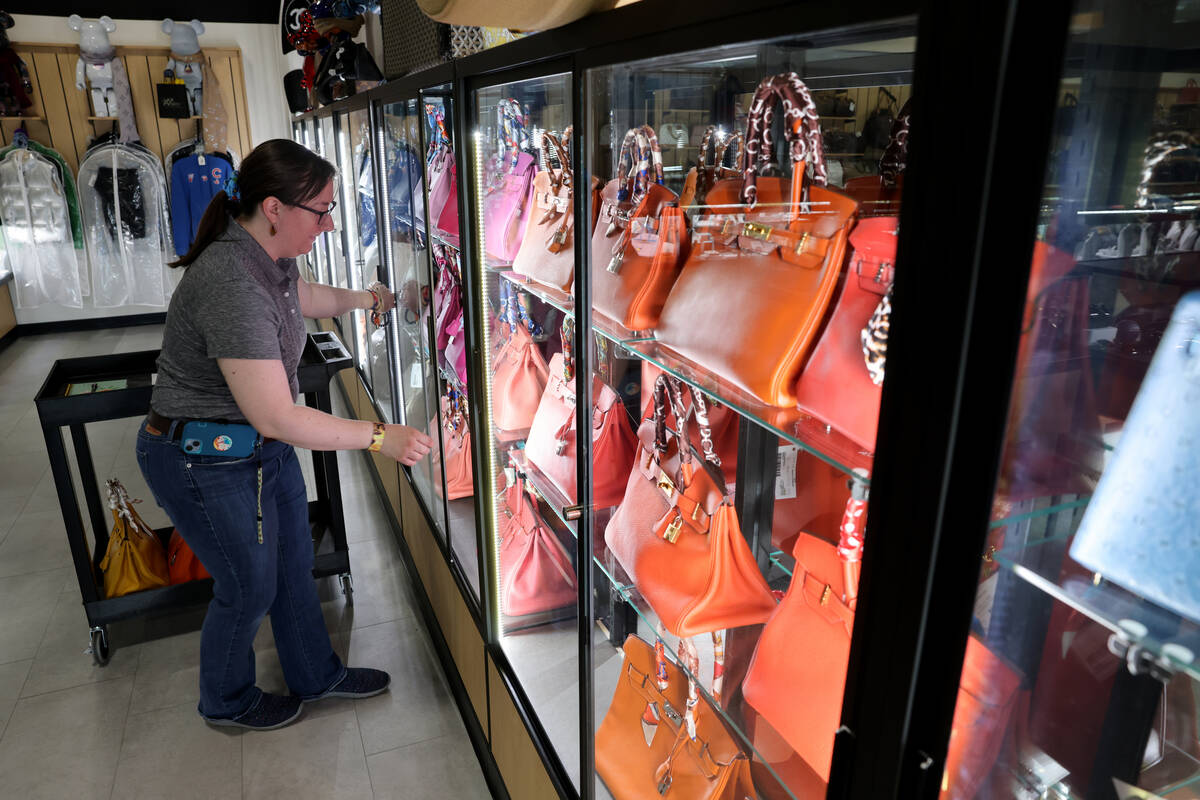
946;3;1200;798
335;111;369;379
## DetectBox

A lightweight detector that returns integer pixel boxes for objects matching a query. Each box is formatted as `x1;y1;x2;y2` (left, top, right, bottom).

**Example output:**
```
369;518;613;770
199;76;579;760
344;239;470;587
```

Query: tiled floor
0;326;492;800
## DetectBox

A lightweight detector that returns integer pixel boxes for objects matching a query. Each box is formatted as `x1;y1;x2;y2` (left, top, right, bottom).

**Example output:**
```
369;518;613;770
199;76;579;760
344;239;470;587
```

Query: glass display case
580;30;914;800
419;84;481;598
943;3;1200;798
318;114;348;339
334;109;370;384
469;69;583;788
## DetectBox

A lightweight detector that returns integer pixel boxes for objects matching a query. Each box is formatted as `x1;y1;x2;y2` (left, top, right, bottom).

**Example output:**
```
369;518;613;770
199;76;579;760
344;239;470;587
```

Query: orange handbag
591;126;688;331
432;391;473;500
655;73;859;407
491;323;549;441
606;374;775;637
525;351;638;509
497;477;577;617
741;479;867;782
793;215;899;452
167;529;210;584
511;128;597;294
938;635;1022;800
596;634;754;800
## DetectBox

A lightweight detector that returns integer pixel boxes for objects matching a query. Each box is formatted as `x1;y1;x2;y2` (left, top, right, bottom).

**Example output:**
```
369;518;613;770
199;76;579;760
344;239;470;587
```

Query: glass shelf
991;536;1200;684
508;449;577;537
622;339;873;483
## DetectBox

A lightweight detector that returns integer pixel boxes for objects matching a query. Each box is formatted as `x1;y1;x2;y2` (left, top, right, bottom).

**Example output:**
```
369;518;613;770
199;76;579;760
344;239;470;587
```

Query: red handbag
655;74;859;407
498;477;577;617
606;375;775;637
938;636;1022;800
591;126;688;331
491;323;549;441
167;528;210;584
794;215;899;452
741;480;867;782
525;352;638;509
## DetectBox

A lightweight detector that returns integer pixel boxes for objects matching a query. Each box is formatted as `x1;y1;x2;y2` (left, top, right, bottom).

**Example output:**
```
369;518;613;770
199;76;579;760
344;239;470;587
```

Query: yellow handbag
99;479;170;598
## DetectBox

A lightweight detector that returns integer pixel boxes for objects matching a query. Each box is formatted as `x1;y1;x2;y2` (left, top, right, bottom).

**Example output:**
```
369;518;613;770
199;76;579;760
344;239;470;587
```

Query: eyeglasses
293;199;337;223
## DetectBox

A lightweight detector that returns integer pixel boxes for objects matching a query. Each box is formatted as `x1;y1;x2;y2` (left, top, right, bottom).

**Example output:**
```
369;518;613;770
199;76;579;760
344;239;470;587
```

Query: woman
136;139;434;731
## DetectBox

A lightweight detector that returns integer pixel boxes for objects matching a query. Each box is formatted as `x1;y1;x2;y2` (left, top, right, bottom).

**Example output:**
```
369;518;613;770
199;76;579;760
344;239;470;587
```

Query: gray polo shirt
151;218;305;421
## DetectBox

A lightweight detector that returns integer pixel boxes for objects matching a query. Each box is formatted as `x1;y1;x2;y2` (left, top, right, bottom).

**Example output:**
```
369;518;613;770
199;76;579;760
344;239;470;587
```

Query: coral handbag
606;375;775;637
655;73;859;407
167;529;210;584
512;128;589;293
482;99;536;262
525;352;638;508
794;215;899;452
492;323;550;440
741;479;867;782
498;478;577;617
591;126;688;331
432;392;473;500
99;479;169;599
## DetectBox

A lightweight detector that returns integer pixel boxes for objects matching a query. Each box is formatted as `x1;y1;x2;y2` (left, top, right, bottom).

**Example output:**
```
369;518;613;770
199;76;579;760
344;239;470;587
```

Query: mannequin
162;18;205;116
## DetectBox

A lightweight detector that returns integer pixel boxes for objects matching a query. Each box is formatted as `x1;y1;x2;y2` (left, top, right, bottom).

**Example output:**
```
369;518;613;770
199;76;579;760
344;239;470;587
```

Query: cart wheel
339;574;354;606
89;626;110;667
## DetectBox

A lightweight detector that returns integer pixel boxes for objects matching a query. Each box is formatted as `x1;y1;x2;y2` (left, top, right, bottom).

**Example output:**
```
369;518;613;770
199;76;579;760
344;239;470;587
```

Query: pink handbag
483;99;536;262
432;392;474;500
428;146;459;236
525;352;638;509
499;477;577;617
512;128;581;293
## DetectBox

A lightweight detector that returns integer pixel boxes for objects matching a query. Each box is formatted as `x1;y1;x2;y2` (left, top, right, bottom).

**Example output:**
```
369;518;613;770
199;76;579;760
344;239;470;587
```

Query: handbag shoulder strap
879;98;911;189
741;72;827;206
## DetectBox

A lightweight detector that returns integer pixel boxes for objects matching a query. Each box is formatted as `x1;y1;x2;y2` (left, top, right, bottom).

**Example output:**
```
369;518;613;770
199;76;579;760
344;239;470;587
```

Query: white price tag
775;444;799;500
973;573;999;635
409;361;422;388
197;154;206;166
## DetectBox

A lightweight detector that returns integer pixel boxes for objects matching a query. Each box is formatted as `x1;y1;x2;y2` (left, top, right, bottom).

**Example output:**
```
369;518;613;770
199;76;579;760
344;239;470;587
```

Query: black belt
146;409;275;444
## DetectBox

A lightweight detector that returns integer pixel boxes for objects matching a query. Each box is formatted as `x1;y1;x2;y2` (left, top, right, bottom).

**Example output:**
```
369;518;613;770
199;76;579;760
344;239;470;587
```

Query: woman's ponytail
169;191;236;267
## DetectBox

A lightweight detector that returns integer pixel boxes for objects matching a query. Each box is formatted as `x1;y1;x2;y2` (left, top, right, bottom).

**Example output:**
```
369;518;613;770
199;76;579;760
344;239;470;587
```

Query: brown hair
170;138;337;267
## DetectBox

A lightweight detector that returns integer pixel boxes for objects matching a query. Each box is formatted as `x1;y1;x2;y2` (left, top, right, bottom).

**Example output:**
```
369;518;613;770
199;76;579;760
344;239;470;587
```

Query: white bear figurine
68;14;117;117
162;18;205;117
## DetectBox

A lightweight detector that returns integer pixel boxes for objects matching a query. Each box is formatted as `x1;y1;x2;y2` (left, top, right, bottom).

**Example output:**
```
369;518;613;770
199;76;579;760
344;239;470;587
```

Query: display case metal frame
285;0;1105;796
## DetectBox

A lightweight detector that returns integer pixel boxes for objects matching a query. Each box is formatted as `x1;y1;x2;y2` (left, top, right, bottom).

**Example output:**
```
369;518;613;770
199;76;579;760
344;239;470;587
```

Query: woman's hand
380;424;435;466
367;281;396;315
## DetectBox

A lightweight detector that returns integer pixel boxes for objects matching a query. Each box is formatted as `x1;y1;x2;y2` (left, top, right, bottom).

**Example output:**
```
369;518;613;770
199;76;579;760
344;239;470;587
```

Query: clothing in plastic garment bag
79;143;173;307
0;148;83;308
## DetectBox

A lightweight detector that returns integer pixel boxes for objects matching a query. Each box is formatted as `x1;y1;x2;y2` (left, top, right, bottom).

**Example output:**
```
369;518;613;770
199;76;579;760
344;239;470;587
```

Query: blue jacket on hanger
170;152;233;256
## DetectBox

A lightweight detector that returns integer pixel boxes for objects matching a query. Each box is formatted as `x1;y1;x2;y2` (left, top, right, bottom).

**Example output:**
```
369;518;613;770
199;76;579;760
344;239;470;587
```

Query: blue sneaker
304;667;391;702
204;692;303;731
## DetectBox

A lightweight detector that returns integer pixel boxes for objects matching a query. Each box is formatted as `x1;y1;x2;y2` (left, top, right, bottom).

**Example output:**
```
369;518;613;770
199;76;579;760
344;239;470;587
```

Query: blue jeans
135;420;345;720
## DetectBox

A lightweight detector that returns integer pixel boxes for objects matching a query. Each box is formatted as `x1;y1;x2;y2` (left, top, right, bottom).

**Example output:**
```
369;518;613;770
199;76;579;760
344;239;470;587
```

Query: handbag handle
1136;130;1199;208
878;98;911;189
741;72;827;207
615;125;665;205
838;471;869;610
496;98;527;173
541;127;574;192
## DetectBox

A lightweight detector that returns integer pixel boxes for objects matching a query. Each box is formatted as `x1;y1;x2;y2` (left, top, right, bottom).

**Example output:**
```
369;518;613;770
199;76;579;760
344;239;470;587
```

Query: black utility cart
36;331;355;665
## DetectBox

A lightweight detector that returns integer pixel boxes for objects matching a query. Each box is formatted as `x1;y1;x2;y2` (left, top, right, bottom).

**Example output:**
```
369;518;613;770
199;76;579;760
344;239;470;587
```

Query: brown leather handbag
793;215;899;452
592;126;688;331
606;375;775;637
655;73;859;407
512;128;591;293
741;477;867;782
843;97;910;215
596;634;754;800
679;127;742;212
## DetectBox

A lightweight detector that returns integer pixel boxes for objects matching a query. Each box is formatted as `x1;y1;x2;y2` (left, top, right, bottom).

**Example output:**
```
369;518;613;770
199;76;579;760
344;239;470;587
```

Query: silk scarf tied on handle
655;72;859;407
591;125;688;331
